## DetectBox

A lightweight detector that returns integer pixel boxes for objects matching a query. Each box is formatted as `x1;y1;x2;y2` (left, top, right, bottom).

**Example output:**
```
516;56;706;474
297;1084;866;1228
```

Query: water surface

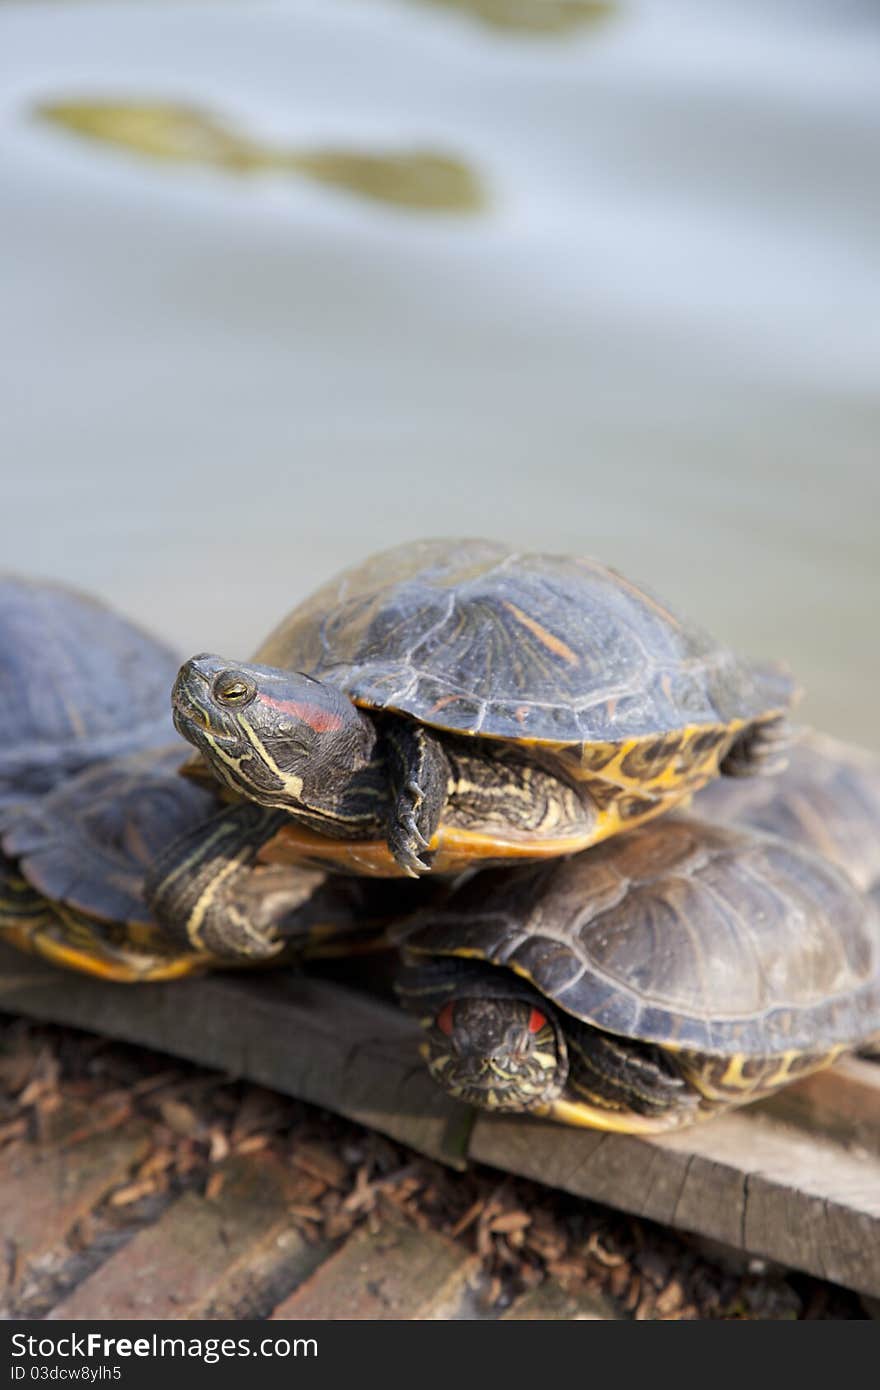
1;0;877;746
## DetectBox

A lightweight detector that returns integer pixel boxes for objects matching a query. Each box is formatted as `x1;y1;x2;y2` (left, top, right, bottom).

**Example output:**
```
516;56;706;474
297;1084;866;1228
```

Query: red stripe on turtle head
527;1007;547;1034
257;693;346;733
436;1001;455;1037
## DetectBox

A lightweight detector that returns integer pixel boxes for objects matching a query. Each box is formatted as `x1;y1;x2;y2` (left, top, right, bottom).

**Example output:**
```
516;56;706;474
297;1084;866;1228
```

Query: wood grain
3;943;879;1295
0;945;473;1169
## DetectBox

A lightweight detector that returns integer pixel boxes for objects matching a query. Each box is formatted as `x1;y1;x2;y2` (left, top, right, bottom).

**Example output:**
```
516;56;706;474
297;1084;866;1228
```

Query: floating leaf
288;149;483;211
37;102;265;170
36;100;485;213
411;0;615;35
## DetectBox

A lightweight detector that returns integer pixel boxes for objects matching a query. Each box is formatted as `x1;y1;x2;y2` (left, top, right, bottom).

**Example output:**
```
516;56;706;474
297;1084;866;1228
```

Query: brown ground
0;1012;867;1320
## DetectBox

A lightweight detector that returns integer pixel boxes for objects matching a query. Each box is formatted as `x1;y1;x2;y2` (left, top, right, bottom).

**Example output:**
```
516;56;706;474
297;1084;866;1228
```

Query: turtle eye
510;1006;547;1056
214;674;254;706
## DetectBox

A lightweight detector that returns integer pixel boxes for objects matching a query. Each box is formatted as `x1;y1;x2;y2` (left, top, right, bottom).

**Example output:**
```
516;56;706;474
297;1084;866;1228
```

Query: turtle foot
384;719;449;876
720;716;794;779
387;794;435;877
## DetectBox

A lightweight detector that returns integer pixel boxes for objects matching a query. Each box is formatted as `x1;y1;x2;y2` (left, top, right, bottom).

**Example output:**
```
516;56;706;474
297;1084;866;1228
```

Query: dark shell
0;576;180;808
398;817;880;1058
695;730;880;895
255;539;792;745
0;746;216;925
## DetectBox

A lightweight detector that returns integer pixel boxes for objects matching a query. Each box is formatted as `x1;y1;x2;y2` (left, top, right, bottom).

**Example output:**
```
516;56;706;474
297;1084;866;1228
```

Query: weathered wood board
470;1087;880;1297
2;944;879;1297
0;946;473;1168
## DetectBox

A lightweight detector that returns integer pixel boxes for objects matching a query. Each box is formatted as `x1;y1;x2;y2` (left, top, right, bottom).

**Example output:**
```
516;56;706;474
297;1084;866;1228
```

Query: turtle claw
388;835;433;877
398;849;432;878
401;783;430;847
389;807;434;876
384;719;449;876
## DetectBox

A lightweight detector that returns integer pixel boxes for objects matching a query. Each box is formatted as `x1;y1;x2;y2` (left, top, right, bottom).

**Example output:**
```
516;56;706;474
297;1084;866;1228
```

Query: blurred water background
2;0;878;746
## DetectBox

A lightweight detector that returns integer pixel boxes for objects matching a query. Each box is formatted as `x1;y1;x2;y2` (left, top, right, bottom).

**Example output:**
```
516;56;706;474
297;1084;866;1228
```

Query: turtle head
423;993;567;1112
171;654;377;810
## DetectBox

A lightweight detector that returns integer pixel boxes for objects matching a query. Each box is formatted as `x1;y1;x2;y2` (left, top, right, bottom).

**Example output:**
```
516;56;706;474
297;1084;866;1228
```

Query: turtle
393;815;880;1133
0;573;414;975
0;575;181;810
694;729;880;902
0;743;410;980
155;539;794;953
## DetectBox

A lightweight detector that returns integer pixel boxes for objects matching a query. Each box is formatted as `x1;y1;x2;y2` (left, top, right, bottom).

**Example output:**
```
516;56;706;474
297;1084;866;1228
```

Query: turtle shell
0;745;220;981
0;744;413;979
255;539;793;748
0;745;218;927
398;816;880;1059
0;576;180;808
0;857;210;983
695;730;880;896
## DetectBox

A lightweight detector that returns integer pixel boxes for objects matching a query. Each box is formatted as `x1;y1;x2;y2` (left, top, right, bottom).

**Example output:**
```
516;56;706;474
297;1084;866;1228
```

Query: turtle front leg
383;720;451;876
720;715;793;779
565;1023;700;1120
144;803;325;960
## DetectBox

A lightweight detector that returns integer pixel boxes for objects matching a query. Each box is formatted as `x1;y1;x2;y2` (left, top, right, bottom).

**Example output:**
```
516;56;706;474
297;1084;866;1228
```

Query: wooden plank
0;945;472;1169
47;1153;313;1321
759;1055;880;1146
502;1279;621;1320
0;1119;150;1270
468;1104;880;1298
201;1226;329;1322
269;1214;478;1320
5;944;880;1297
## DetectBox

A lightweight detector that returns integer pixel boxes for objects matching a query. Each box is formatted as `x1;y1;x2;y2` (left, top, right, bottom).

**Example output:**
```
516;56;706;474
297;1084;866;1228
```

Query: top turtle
0;575;181;810
168;539;795;885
